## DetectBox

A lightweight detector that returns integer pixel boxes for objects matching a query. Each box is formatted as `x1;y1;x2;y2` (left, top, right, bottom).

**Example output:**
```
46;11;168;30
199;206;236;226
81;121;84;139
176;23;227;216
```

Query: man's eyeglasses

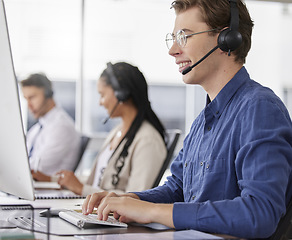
165;28;218;49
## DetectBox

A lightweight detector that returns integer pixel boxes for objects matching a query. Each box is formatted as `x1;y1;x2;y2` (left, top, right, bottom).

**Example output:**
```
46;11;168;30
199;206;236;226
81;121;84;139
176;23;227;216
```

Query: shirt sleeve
137;98;292;239
173;98;292;238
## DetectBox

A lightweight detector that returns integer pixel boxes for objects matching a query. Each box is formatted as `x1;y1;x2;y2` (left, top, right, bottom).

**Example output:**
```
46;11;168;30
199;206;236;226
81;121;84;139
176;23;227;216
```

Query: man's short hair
21;73;54;98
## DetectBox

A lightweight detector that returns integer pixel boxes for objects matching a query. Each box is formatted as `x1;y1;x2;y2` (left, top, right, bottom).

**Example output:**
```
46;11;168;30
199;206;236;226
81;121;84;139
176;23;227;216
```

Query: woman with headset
34;62;167;195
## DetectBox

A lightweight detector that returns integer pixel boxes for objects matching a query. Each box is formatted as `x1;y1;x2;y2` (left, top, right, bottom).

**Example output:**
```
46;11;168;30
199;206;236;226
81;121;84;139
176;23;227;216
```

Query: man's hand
82;191;174;228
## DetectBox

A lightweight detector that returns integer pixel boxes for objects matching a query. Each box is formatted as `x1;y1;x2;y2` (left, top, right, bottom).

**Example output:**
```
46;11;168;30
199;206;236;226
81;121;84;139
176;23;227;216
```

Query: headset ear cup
45;88;53;98
44;88;53;99
46;90;53;98
115;90;130;102
218;28;242;52
106;62;131;103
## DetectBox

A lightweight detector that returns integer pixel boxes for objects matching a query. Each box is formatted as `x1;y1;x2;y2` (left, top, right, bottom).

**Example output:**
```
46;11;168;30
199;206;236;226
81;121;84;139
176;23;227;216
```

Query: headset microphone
182;45;219;75
103;100;120;124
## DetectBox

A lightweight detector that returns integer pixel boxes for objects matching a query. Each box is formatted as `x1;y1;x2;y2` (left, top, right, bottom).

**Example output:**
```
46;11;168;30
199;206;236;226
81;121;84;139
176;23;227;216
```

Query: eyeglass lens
165;33;174;49
165;28;218;49
165;30;186;49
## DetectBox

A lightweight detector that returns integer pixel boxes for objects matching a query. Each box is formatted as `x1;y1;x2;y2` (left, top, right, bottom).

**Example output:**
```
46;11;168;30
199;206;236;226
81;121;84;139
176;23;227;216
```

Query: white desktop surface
0;192;234;240
0;193;176;240
0;192;83;209
0;192;83;240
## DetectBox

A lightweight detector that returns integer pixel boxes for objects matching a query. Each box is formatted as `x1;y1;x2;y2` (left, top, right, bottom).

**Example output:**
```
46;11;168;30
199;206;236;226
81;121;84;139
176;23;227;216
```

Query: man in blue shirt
82;0;292;238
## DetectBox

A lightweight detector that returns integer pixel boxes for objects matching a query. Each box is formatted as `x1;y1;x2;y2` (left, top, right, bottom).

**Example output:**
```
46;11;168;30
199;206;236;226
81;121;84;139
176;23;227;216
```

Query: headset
44;84;53;99
26;73;54;99
105;62;130;102
217;0;242;55
182;0;242;75
102;62;131;124
30;73;53;99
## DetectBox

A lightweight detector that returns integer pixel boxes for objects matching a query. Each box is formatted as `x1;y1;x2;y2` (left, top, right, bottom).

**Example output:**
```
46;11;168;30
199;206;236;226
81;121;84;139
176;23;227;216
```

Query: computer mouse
39;208;69;217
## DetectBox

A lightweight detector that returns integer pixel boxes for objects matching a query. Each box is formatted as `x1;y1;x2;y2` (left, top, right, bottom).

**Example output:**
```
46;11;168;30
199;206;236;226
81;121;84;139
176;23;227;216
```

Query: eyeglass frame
165;28;219;49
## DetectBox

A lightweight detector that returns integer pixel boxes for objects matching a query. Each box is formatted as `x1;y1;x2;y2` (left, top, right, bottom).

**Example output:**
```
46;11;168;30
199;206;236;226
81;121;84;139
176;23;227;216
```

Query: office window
81;0;181;135
4;0;292;141
5;0;81;130
82;0;178;83
149;84;186;131
5;0;81;78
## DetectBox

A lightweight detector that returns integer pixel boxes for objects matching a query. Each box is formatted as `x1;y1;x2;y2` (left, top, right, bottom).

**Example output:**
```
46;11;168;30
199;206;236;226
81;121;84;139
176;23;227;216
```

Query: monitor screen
0;0;35;201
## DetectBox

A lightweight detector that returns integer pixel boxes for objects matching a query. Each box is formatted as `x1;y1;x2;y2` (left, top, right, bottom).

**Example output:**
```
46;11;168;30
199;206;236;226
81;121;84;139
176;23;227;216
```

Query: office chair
267;199;292;240
152;129;182;188
73;135;90;172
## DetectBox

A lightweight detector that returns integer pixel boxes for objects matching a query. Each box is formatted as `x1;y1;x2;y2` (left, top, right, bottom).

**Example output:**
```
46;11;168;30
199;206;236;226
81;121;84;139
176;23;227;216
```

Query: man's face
22;86;49;119
168;6;220;86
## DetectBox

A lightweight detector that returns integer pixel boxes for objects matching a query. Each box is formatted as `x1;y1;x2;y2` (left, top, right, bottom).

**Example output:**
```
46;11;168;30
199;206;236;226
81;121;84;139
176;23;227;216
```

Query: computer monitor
0;0;35;201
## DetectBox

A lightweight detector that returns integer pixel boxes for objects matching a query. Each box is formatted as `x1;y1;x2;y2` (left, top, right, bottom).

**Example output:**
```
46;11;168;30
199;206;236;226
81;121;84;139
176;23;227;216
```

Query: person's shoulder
136;121;162;139
54;107;74;122
54;106;71;117
244;80;275;98
238;80;291;119
138;120;155;132
240;80;284;107
48;107;76;130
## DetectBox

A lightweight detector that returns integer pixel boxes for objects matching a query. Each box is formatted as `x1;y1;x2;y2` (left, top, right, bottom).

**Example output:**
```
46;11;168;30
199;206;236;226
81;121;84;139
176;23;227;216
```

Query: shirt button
192;196;196;200
207;126;212;131
200;162;203;166
185;162;187;167
206;164;209;169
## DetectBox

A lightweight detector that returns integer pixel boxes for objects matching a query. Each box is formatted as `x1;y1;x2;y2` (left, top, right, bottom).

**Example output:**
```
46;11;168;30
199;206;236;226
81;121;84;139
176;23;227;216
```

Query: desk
0;192;83;209
0;193;80;239
0;193;240;240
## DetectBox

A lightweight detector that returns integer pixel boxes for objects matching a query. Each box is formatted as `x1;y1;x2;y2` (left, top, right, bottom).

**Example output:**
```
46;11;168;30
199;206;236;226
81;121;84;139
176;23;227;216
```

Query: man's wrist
123;193;140;199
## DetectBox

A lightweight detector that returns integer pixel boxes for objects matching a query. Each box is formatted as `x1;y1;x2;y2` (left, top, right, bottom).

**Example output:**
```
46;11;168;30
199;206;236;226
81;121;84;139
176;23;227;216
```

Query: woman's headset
105;62;130;102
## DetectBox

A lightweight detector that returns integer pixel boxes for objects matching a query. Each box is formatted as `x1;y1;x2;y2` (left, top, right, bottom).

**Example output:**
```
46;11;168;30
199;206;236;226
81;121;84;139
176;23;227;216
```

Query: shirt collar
206;66;250;119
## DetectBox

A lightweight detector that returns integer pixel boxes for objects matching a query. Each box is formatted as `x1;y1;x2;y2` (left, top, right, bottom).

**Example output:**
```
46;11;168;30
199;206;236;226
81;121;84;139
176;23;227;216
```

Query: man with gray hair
21;73;81;181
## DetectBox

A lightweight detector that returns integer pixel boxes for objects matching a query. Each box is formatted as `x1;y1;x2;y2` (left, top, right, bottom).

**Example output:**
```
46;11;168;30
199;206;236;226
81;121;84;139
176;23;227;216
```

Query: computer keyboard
8;216;48;232
58;210;128;228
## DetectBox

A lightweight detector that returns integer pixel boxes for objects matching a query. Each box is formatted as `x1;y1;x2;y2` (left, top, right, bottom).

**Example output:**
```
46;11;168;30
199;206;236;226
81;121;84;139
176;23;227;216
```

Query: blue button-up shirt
135;67;292;238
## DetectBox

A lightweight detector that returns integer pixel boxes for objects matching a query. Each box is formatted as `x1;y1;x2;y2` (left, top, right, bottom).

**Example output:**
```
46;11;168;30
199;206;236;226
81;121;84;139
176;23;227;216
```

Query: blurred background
3;0;292;172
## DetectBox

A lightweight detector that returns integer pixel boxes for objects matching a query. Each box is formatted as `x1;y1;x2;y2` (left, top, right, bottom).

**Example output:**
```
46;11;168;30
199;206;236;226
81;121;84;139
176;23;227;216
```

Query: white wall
4;0;292;134
246;1;292;99
5;0;292;92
